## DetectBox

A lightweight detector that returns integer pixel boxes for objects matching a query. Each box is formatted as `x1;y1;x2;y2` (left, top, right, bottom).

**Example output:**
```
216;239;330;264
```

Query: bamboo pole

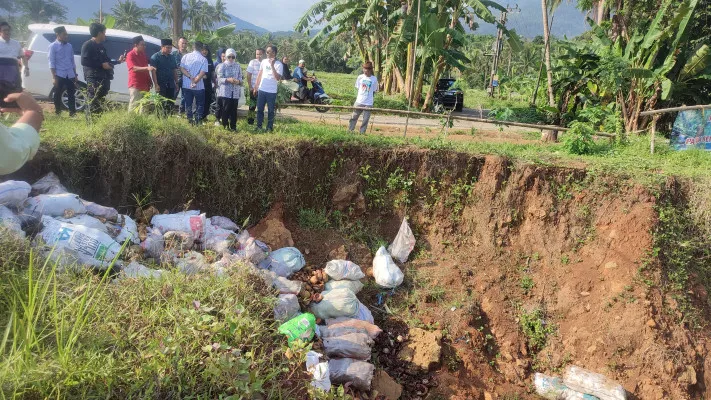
404;0;422;138
650;115;659;154
639;104;711;117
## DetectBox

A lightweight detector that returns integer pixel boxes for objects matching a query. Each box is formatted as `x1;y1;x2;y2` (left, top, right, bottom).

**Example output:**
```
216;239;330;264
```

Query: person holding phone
0;92;43;175
253;45;282;132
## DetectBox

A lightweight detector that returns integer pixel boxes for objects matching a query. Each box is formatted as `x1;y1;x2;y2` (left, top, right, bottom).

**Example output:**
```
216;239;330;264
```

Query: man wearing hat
48;26;77;116
150;38;179;115
125;35;155;112
292;59;313;100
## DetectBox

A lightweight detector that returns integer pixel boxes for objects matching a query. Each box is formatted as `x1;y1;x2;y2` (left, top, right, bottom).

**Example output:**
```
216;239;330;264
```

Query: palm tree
184;0;211;32
16;0;67;23
211;0;230;24
152;0;174;31
112;0;150;31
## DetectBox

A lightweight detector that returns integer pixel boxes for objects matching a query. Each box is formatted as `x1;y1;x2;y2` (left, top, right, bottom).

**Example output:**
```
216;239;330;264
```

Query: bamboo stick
639;104;711;116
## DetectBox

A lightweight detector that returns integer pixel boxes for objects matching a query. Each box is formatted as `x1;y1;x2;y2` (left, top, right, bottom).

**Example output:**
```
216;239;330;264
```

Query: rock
332;183;366;215
372;370;402;400
681;366;697;386
328;244;349;260
604;261;618;269
647;319;657;328
484;392;494;400
398;328;442;371
250;202;294;249
586;345;597;354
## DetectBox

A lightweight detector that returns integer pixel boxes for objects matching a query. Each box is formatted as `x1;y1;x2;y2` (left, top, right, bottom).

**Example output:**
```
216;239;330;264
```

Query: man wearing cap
348;61;378;134
48;26;78;116
215;48;243;131
125;35;155;112
292;59;313;100
150;38;178;115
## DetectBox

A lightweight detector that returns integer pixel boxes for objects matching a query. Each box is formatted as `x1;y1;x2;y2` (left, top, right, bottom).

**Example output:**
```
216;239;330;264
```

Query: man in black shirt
81;23;124;114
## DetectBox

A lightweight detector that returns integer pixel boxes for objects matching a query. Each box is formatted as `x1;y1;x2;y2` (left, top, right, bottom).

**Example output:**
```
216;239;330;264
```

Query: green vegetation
298;208;330;230
519;308;555;353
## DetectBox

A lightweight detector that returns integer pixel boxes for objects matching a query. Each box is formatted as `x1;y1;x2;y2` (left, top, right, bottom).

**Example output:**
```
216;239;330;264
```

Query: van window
146;43;160;57
103;38;133;60
42;33;92;55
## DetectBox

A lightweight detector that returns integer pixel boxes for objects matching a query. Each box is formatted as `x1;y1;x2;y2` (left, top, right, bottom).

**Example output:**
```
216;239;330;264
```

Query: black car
433;78;464;112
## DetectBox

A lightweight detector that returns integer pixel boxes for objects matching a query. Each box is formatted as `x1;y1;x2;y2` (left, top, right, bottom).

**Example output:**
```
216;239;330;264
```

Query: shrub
563;121;596;155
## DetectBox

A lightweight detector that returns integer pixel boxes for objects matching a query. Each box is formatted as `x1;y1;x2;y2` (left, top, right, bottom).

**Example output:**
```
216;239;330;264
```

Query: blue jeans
256;90;277;131
183;88;205;124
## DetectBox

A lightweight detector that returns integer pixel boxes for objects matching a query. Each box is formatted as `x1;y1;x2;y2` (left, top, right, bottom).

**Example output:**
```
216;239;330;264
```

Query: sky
224;0;320;32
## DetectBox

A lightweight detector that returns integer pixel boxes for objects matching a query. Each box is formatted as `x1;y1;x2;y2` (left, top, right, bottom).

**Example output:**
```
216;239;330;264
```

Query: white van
23;24;162;111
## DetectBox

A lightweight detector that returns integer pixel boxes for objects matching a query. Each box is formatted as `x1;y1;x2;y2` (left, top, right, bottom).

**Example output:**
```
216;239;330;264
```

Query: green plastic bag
278;313;316;344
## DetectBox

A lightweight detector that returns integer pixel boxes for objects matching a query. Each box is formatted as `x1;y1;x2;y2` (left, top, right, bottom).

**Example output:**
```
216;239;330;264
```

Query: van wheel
49;82;88;112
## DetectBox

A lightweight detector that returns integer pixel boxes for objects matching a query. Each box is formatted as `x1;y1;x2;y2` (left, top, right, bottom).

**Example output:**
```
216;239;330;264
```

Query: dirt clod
250;202;294;249
329;244;349;260
372;370;403;400
398;328;443;371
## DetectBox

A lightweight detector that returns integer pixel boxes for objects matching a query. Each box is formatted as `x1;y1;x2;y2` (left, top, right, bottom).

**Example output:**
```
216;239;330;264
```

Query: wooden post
650;115;659;154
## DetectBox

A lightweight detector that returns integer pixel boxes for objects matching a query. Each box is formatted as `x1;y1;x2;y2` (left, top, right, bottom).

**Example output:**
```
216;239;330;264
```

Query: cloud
226;0;320;32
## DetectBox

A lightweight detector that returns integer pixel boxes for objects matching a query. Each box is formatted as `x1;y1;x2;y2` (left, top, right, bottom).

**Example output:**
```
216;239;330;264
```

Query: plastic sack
325;260;365;281
174;251;209;275
115;215;140;245
310;288;360;320
329;358;375;391
210;215;239;232
323;332;373;360
0;180;31;209
163;231;195;251
151;211;206;240
319;325;369;339
325;317;383;340
535;373;598;400
564;366;627;400
325;279;364;294
355;301;375;324
121;261;164;279
0;205;25;237
235;231;269;264
25;193;87;217
39;216;122;267
59;214;109;233
373;246;404;288
141;227;164;259
278;313;317;344
306;351;331;392
202;222;237;253
31;172;67;195
82;200;118;222
274;294;301;321
267;247;306;278
274;276;303;294
388;217;416;263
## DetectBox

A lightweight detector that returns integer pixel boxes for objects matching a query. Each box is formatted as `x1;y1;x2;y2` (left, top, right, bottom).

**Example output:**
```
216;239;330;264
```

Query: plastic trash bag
0;180;31;209
274;276;303;294
202;222;237;253
235;231;269;264
59;213;108;232
278;313;317;344
162;231;195;251
355;301;375;324
25;193;87;217
121;261;164;279
81;200;118;221
310;288;360;320
31;172;67;195
323;332;373;360
373;246;404;288
151;211;206;240
39;215;122;267
325;317;383;340
325;260;365;281
388;217;416;263
274;294;301;321
141;227;164;259
306;351;331;392
115;215;140;245
329;358;375;391
266;247;306;278
325;279;364;294
318;325;369;339
534;373;598;400
174;251;209;275
564;366;627;400
210;215;239;232
0;205;25;237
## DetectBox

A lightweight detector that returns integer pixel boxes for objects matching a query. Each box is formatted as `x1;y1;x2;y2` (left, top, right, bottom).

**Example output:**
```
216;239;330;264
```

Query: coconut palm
16;0;67;23
152;0;176;31
211;0;230;24
184;0;215;32
112;0;150;32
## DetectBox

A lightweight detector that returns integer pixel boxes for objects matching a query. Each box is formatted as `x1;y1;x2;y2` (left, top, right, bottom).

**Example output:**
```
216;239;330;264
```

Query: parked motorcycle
286;75;332;113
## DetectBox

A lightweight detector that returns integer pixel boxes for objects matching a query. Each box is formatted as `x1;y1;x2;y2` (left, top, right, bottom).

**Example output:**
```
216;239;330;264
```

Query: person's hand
192;76;200;84
118;54;126;63
156;84;161;93
102;62;111;70
0;92;43;114
147;65;156;72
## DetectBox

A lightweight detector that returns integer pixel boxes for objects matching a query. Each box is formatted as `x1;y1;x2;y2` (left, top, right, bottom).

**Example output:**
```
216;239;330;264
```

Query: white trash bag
388;217;416;263
306;351;331;392
151;211;206;240
0;205;25;237
373;246;404;288
25;193;87;217
323;332;373;360
0;180;31;209
115;215;140;245
355;301;374;324
329;358;375;391
174;251;209;275
324;279;364;294
235;231;269;264
563;366;627;400
40;216;122;267
82;200;119;221
209;216;239;232
274;276;303;294
318;325;369;339
31;172;67;195
534;373;596;400
274;294;301;321
310;288;359;320
141;227;164;259
266;247;306;278
325;260;365;281
202;222;237;253
121;261;164;279
58;214;109;233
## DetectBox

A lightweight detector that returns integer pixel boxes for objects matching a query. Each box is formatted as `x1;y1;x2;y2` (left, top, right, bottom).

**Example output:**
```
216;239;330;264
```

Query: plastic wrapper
324;259;365;280
388;217;416;263
373;246;404;288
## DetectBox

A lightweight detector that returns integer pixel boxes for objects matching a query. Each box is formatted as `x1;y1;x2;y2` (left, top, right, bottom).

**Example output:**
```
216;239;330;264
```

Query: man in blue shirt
150;38;178;116
292;60;313;100
48;26;77;116
179;41;208;125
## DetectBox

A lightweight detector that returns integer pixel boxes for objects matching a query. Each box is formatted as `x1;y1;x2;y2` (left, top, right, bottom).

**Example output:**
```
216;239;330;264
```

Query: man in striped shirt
180;41;208;125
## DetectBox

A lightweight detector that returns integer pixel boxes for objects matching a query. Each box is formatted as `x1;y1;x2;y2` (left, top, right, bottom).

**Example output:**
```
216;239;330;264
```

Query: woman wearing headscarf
200;44;215;120
215;48;243;131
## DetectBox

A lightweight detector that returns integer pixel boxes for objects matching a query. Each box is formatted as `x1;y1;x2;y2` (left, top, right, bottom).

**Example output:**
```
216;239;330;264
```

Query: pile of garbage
0;174;418;394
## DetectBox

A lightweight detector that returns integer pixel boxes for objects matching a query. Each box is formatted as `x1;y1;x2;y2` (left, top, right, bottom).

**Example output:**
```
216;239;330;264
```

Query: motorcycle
286;75;332;113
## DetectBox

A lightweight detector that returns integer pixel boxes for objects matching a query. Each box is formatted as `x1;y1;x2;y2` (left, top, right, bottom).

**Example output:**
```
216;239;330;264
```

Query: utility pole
99;0;103;23
488;11;506;97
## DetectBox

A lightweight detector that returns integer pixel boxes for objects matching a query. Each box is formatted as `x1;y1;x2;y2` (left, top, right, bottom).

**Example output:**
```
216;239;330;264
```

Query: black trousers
53;76;76;115
158;84;177;116
86;77;110;114
203;87;213;119
247;90;257;124
218;96;238;130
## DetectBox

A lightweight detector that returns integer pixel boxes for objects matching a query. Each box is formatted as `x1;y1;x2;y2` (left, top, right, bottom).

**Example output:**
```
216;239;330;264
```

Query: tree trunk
393;64;406;93
413;62;426;108
404;43;413;100
172;0;183;40
541;0;558;142
423;57;445;111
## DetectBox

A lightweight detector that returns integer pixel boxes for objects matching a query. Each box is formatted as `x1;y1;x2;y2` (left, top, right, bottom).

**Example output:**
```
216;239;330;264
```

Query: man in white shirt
0;22;28;94
245;48;263;124
0;92;43;175
349;62;378;134
254;45;283;131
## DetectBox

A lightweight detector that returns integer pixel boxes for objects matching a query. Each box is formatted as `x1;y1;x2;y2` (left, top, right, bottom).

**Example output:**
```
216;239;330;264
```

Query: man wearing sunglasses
349;61;378;134
253;45;283;132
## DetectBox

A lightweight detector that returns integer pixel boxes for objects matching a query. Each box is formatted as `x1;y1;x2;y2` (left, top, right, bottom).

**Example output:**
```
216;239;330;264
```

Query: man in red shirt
126;35;155;112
